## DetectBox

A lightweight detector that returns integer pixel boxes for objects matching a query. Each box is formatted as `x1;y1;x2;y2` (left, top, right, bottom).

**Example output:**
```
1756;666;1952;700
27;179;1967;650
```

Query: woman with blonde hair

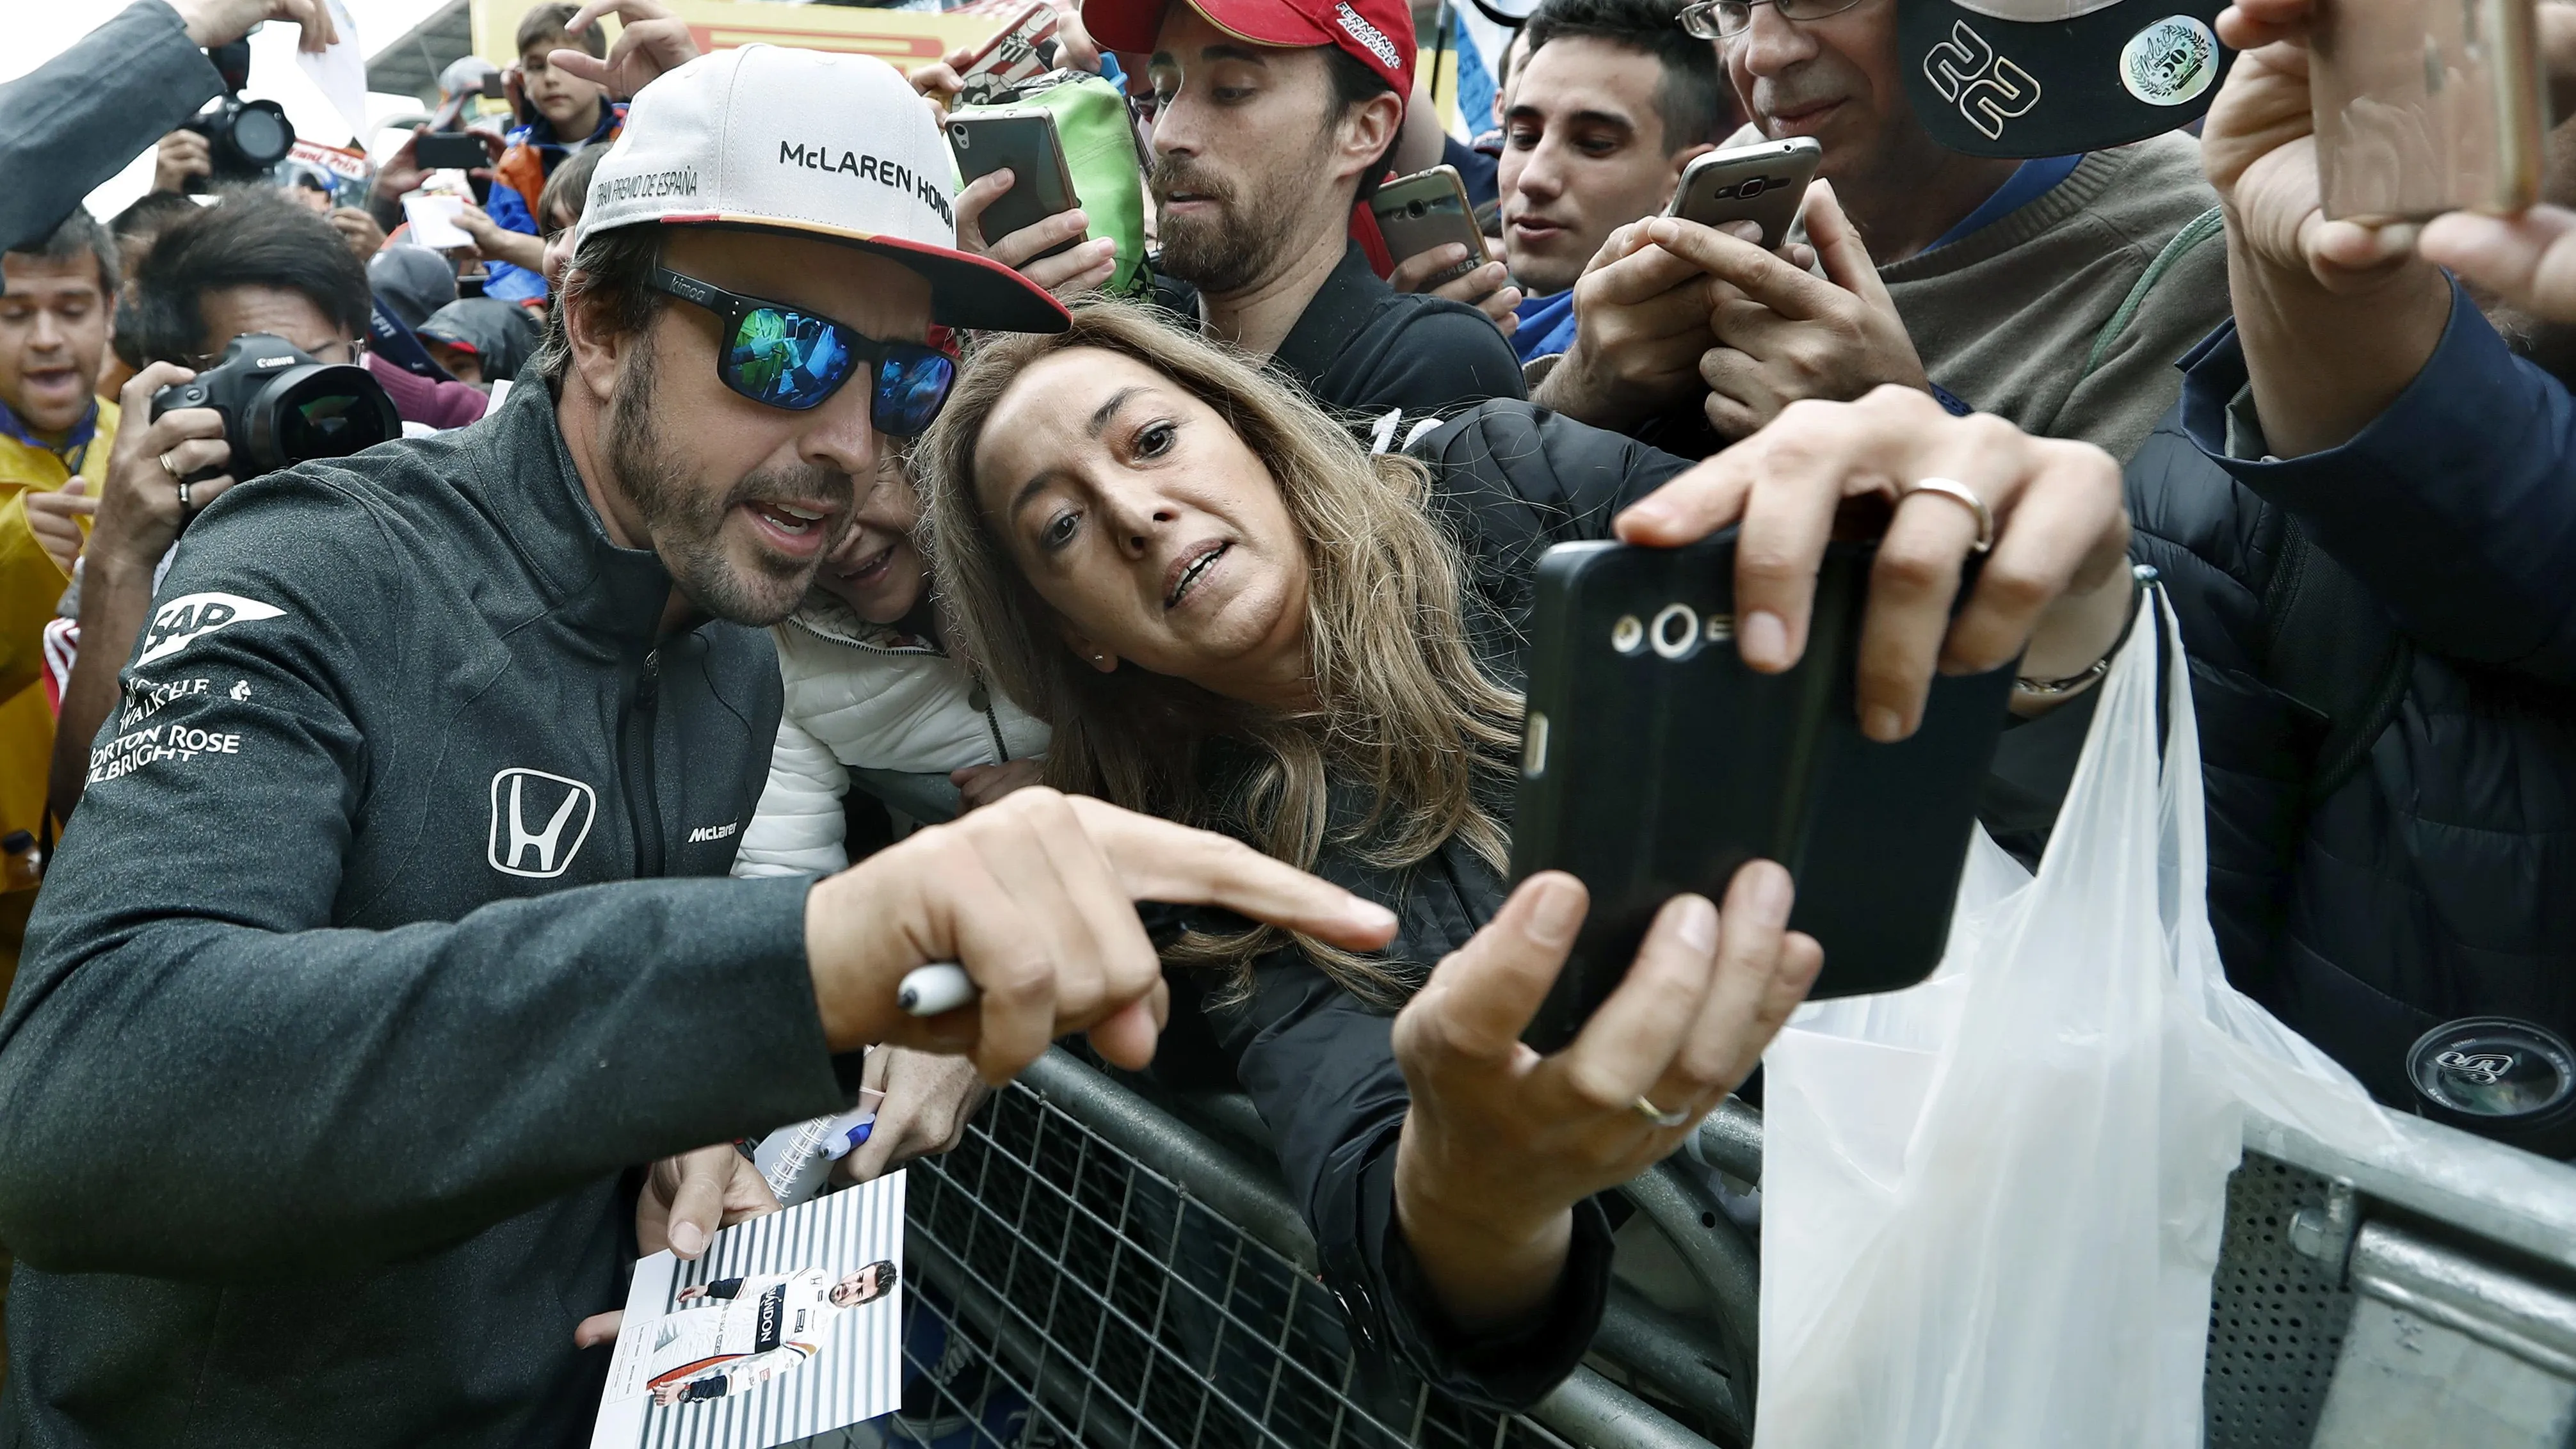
917;300;2134;1400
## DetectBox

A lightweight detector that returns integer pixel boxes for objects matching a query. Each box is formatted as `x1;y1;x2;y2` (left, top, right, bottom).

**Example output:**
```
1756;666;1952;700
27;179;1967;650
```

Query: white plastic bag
1755;590;2388;1449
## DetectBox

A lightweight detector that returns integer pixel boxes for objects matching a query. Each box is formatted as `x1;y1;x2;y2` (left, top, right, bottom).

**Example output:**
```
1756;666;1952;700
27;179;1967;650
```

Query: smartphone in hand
413;132;489;172
1372;165;1494;287
1508;534;2014;1053
947;107;1083;260
2313;0;2545;221
1666;137;1823;252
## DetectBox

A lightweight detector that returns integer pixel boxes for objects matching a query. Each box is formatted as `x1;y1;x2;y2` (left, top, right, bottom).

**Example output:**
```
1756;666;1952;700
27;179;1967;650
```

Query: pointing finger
1064;797;1398;951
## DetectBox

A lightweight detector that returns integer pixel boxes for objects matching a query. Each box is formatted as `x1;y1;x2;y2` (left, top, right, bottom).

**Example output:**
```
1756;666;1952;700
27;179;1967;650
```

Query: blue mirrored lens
727;307;856;411
873;349;956;437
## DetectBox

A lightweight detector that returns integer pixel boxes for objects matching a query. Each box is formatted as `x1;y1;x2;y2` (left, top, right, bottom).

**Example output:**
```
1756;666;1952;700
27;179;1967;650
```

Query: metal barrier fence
853;1050;1730;1449
819;1049;2576;1449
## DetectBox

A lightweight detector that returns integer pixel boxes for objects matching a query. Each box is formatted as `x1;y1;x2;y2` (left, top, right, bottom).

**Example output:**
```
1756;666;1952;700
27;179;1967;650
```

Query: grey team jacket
0;381;857;1446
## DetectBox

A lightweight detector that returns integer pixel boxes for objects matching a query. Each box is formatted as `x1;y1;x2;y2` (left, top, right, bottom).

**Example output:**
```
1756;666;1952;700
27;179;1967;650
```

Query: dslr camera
175;40;294;191
149;334;401;490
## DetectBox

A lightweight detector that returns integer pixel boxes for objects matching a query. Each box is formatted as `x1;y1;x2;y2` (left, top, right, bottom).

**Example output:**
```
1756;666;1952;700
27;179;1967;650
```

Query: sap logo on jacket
137;592;284;666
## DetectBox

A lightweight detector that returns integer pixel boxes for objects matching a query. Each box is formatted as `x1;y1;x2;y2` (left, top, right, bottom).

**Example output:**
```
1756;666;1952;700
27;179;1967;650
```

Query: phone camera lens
1612;615;1645;653
951;126;969;147
1406;200;1426;218
1650;604;1700;660
1737;177;1766;199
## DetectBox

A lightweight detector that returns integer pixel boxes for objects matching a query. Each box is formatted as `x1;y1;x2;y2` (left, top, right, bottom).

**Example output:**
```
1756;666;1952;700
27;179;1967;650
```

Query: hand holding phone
412;132;490;173
947;107;1083;262
1381;861;1815;1331
1373;166;1494;288
2312;0;2545;221
1667;137;1823;252
1507;534;2013;1052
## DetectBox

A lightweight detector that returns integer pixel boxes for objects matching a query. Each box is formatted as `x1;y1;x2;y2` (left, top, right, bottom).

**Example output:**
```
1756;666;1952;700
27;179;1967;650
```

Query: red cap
1088;0;1415;97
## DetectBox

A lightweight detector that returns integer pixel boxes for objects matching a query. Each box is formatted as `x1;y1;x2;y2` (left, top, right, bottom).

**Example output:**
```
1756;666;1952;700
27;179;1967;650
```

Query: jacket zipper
970;672;1010;763
796;615;1013;765
625;647;664;876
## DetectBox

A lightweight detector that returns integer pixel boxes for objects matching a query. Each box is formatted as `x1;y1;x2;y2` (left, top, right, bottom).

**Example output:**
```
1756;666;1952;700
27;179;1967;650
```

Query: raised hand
553;0;700;99
1614;385;2132;738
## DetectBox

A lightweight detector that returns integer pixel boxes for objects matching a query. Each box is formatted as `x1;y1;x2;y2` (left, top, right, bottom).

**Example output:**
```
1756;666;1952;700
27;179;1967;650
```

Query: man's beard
606;345;854;627
1150;152;1311;297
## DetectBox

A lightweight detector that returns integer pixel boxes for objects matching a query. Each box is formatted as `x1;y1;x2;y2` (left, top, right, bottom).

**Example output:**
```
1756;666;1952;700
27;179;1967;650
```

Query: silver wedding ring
175;479;193;514
1904;476;1994;554
1634;1094;1694;1129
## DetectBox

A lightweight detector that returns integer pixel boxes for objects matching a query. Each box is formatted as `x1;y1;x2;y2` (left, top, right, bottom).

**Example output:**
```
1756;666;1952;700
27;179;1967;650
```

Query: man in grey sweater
0;45;1396;1447
1533;0;2229;464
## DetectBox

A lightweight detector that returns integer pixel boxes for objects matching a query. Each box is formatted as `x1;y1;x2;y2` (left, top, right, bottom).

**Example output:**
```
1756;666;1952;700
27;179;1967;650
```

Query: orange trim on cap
657;211;1072;329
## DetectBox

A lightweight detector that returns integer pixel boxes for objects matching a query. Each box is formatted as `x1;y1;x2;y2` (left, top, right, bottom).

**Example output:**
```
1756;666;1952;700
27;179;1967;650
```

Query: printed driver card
592;1173;906;1449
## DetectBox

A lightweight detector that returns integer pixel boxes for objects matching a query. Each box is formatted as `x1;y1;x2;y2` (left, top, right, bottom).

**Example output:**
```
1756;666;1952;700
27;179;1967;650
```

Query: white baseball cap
579;45;1069;334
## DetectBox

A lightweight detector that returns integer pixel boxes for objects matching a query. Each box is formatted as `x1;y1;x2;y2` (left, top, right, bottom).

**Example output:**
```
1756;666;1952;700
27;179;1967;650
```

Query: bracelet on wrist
2015;564;2154;697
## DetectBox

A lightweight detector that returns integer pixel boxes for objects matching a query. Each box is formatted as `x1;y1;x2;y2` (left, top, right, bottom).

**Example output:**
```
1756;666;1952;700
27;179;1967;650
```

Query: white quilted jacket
731;594;1049;878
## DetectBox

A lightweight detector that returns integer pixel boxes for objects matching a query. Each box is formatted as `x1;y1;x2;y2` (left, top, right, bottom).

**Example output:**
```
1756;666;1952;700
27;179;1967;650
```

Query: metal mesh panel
2203;1151;2356;1448
852;1079;1590;1449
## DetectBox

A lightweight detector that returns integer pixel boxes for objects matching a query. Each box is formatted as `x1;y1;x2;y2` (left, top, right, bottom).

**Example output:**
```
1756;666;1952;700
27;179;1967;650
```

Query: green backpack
948;70;1153;301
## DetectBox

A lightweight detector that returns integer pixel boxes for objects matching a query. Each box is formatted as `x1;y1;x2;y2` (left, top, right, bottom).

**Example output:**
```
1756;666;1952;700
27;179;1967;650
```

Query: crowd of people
0;0;2573;1440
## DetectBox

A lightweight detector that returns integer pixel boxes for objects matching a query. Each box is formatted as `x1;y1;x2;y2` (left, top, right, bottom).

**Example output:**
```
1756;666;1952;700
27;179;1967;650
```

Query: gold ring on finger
1903;476;1994;554
159;450;184;481
1634;1094;1695;1129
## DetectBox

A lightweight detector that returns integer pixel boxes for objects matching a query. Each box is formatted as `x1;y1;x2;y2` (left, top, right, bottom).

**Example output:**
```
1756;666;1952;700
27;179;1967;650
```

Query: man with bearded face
0;46;1403;1448
1084;0;1529;417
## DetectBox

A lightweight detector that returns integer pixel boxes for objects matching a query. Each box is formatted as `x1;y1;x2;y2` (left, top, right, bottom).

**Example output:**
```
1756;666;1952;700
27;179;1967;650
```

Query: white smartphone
1666;137;1824;252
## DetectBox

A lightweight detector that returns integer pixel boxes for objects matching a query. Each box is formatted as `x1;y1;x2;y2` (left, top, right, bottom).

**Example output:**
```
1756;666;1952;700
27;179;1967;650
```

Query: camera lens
1650;604;1700;659
1407;201;1426;218
227;100;293;170
1737;177;1766;200
275;377;398;462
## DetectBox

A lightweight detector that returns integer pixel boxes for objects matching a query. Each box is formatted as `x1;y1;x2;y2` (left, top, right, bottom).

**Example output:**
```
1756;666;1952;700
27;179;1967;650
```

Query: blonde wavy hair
917;301;1522;1004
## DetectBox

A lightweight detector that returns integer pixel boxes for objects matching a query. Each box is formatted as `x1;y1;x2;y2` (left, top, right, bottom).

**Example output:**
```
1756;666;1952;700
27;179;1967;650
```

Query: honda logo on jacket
488;769;598;878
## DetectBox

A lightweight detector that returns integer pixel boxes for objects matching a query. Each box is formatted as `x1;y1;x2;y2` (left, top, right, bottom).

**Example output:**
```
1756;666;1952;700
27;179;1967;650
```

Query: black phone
414;132;490;172
946;108;1081;262
1509;534;2014;1054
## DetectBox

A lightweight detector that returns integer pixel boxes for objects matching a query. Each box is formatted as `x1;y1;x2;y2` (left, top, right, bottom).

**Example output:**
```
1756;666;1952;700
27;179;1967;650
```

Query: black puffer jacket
2123;305;2576;1103
1147;400;1689;1409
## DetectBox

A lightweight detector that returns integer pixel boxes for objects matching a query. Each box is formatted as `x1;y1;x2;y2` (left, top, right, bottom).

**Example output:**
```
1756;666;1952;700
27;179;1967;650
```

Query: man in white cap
0;45;1400;1446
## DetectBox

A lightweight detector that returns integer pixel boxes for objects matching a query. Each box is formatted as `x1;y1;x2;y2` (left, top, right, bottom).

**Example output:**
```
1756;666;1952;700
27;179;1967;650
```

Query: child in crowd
731;454;1047;880
479;2;622;304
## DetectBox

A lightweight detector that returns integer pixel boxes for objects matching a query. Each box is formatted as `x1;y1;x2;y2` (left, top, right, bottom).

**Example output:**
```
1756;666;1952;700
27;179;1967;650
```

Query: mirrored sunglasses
645;266;957;436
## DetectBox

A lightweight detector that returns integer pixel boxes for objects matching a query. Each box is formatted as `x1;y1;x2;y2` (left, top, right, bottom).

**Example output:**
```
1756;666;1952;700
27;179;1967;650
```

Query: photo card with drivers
592;1174;906;1449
